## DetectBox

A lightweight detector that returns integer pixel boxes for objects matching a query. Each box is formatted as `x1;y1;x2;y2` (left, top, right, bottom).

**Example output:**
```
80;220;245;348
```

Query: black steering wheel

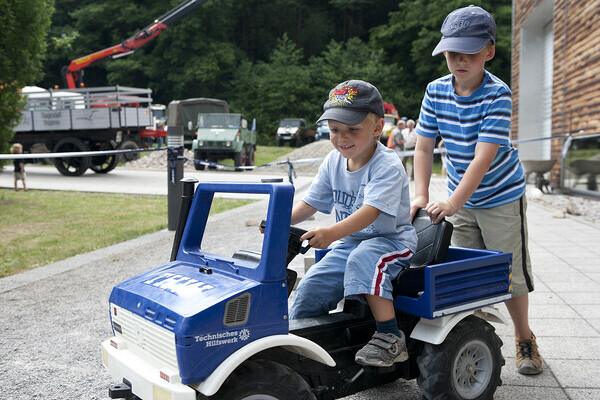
260;221;312;297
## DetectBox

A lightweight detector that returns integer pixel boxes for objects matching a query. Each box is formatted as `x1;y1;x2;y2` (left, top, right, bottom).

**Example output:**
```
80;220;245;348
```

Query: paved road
0;164;315;199
1;163;600;399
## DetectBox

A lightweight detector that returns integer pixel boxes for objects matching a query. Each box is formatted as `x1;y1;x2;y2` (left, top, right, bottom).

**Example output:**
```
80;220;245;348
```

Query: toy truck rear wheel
416;316;504;400
200;359;315;400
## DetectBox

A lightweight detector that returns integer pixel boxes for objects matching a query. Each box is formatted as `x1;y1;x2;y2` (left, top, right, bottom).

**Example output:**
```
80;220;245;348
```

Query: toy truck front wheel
197;359;315;400
416;316;504;400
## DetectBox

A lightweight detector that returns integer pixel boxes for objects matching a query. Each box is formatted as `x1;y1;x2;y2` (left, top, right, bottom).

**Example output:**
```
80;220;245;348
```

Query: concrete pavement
0;164;315;199
0;169;599;399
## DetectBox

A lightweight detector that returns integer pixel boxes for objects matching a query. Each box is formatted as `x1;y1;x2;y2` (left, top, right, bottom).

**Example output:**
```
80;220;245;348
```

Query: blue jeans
289;237;412;319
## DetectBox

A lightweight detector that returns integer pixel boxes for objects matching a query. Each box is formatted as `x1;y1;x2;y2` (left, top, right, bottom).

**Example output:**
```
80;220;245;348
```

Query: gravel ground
125;141;600;226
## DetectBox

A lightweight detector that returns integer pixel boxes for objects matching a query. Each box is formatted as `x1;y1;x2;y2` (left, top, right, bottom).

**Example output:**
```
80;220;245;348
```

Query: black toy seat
408;208;453;268
392;209;453;297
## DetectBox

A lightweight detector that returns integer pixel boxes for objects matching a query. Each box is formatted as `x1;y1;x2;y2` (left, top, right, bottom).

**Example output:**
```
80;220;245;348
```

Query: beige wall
511;0;600;186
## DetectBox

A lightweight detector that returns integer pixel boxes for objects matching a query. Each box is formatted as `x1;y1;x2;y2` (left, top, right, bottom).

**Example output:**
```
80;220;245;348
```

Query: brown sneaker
515;332;543;375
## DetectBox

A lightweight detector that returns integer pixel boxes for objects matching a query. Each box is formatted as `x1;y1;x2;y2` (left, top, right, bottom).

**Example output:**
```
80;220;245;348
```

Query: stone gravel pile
527;187;600;226
124;148;196;170
123;141;335;175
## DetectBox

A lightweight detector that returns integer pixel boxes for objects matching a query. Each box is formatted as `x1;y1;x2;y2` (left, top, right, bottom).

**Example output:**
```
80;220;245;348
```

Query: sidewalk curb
0;229;174;295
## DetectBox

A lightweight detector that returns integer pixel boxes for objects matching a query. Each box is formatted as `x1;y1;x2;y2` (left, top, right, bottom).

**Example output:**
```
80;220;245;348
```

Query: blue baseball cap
432;5;496;56
317;80;384;126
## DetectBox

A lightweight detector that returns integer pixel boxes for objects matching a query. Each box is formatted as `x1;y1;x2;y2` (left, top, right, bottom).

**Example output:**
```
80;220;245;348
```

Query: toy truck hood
109;261;259;324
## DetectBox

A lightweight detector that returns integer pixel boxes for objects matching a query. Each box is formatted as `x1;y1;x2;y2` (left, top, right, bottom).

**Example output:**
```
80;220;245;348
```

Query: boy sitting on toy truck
289;80;417;367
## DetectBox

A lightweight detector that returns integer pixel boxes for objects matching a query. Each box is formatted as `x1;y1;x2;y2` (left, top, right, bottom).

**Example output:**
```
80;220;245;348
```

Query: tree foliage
35;0;511;145
0;0;54;157
370;0;512;117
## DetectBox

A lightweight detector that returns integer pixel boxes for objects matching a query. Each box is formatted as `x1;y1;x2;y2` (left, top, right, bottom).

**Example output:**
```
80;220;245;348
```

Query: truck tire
53;138;91;177
119;140;140;163
208;156;218;170
193;149;205;170
244;146;255;167
416;316;504;400
234;149;244;171
277;137;284;147
90;142;119;174
204;359;315;400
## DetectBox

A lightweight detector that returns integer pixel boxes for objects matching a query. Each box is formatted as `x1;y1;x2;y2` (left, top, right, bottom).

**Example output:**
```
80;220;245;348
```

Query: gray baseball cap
317;80;384;126
432;5;496;56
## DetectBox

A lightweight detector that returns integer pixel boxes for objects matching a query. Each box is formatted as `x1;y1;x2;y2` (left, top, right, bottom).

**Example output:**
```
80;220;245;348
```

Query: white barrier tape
0;146;166;160
2;132;591;162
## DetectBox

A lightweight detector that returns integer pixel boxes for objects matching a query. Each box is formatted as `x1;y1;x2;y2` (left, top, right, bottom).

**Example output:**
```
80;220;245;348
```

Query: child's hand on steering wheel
301;227;334;249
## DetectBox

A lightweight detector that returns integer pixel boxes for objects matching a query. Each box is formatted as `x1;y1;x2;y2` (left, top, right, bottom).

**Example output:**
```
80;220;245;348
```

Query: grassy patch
218;145;295;167
255;145;296;166
0;189;251;278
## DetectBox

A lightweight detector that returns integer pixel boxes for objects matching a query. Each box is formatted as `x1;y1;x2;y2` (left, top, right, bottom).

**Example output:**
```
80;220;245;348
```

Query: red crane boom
62;0;209;88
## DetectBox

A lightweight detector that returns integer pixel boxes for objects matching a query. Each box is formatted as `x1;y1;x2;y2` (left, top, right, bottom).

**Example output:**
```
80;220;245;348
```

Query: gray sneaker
355;331;408;367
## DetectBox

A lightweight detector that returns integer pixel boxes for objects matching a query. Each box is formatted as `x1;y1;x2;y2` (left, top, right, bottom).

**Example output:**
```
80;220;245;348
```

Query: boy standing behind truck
410;5;542;375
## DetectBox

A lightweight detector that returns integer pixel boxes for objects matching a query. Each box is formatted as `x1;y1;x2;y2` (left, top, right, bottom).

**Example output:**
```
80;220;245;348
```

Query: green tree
0;0;54;158
308;37;403;113
370;0;512;118
230;34;313;144
231;35;402;145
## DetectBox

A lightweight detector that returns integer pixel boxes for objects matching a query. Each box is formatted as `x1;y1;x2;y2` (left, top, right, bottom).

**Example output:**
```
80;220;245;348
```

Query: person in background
388;120;407;170
403;119;418;179
10;143;27;192
157;122;166;148
437;138;447;178
411;5;542;375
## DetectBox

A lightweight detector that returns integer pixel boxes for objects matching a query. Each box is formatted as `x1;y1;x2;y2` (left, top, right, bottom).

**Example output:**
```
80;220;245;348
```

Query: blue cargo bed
394;247;512;319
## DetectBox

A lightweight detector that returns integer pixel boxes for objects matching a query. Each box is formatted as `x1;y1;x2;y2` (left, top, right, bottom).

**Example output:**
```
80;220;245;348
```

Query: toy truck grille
111;304;178;371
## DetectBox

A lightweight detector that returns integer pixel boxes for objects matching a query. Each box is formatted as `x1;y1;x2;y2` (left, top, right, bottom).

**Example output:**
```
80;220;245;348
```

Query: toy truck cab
102;180;512;400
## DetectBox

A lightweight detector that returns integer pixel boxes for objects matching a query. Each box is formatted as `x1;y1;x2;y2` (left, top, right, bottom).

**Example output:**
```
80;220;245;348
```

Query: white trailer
13;86;155;176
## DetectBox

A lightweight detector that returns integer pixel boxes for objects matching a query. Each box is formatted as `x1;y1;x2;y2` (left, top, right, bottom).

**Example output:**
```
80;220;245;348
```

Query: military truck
191;113;256;170
167;98;229;149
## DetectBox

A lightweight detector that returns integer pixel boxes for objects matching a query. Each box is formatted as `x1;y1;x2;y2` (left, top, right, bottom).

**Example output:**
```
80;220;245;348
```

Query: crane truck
11;0;209;176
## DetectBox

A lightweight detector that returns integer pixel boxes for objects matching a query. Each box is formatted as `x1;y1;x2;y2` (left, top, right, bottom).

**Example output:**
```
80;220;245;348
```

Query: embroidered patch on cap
329;85;359;107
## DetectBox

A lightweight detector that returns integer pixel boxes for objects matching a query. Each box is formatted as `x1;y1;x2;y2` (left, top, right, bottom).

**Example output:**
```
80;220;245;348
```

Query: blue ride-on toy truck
101;179;512;400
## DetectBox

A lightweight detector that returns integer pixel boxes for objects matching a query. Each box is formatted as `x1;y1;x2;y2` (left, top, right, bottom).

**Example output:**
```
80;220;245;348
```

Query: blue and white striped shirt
416;71;526;209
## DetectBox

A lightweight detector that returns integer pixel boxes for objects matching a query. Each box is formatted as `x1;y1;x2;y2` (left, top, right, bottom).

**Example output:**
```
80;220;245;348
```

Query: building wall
511;0;600;186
